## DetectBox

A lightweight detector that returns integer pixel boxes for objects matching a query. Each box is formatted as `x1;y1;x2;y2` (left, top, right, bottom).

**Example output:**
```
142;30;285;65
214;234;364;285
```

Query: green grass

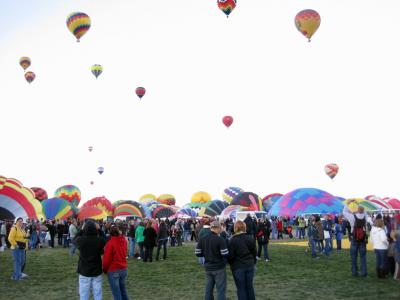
0;242;399;299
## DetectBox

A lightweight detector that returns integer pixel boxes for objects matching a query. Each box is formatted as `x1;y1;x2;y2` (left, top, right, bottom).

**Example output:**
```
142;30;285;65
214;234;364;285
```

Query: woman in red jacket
103;225;130;300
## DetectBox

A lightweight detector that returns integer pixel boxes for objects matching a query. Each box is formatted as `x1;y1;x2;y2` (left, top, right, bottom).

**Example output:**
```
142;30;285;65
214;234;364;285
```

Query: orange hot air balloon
222;116;233;128
295;9;321;42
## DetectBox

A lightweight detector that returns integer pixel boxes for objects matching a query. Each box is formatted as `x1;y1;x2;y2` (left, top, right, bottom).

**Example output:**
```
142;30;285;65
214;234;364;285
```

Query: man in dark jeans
195;221;229;300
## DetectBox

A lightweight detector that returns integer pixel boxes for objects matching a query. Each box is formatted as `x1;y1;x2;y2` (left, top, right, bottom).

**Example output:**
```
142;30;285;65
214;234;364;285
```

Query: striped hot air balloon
66;12;91;42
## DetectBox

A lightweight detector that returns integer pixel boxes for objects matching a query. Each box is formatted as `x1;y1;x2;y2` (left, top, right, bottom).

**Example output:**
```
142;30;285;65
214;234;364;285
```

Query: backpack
352;214;366;242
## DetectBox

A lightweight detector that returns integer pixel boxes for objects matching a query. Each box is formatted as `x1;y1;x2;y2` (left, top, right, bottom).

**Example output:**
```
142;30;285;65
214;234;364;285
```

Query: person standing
8;217;29;280
370;218;389;278
335;219;343;252
69;219;78;256
228;220;257;300
127;220;136;259
343;200;370;277
135;221;145;260
256;220;270;262
75;221;106;300
156;220;169;261
195;221;229;300
143;221;157;262
298;217;306;239
103;225;130;300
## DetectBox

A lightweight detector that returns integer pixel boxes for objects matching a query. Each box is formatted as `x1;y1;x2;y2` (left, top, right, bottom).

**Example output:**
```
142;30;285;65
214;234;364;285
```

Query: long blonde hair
234;220;246;234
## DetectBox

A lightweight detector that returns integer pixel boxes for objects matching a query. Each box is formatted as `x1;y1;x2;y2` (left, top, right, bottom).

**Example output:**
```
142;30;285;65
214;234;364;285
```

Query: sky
1;0;400;206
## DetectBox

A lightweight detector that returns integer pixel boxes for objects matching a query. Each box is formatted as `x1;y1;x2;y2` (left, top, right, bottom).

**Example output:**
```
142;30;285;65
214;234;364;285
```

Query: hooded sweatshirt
103;235;128;273
370;226;388;250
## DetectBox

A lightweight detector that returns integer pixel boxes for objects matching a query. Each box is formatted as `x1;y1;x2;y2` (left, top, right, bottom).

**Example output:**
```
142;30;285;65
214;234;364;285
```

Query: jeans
128;237;135;257
350;240;367;276
299;228;305;239
79;274;102;300
58;234;63;246
375;249;388;269
12;249;25;280
63;234;69;248
257;242;269;259
310;238;317;258
156;239;168;260
205;268;227;300
144;246;154;262
29;232;38;249
138;242;144;258
107;269;129;300
232;266;256;300
171;237;176;247
70;241;77;256
336;239;342;250
324;238;332;256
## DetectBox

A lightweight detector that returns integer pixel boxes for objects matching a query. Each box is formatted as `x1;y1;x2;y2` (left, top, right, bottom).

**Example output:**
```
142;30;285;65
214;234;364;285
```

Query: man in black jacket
195;221;229;300
75;221;106;300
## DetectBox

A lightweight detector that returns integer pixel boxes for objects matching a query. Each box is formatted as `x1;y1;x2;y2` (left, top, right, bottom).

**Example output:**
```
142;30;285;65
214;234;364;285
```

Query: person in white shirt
370;218;389;278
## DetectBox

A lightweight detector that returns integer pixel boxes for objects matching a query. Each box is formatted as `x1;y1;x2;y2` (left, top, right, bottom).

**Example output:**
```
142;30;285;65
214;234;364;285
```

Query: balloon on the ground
177;207;198;218
222;187;244;203
31;187;48;201
83;196;114;216
344;198;379;213
97;167;104;175
114;203;145;218
19;57;31;70
41;198;73;220
191;191;211;204
268;188;344;217
66;12;91;42
136;87;146;99
324;163;339;179
231;192;263;211
78;206;106;220
25;71;35;84
382;197;400;210
218;0;237;18
158;194;176;206
295;9;321;42
222;116;233;128
0;176;44;220
152;204;176;219
262;193;283;211
220;205;243;219
139;194;158;204
91;64;103;79
54;185;81;208
365;195;392;210
199;200;229;217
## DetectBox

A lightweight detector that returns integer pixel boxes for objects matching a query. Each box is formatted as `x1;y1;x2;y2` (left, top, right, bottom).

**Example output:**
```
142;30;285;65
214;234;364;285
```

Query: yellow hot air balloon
19;57;31;70
295;9;321;42
66;12;91;42
191;191;212;204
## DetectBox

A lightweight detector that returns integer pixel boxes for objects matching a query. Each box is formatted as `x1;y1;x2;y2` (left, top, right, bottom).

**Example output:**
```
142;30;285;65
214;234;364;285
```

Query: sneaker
265;259;270;262
137;257;142;260
256;256;261;261
21;273;29;279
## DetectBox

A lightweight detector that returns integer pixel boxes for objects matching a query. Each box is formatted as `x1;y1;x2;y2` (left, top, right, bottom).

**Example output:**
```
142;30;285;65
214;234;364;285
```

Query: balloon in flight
91;64;103;79
25;71;35;84
295;9;321;42
324;163;339;180
136;87;146;99
66;12;91;42
222;116;233;128
218;0;237;18
19;57;31;71
98;167;104;175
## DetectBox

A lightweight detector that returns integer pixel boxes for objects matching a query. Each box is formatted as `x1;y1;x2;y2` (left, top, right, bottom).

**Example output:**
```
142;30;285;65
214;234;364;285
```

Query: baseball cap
210;221;221;228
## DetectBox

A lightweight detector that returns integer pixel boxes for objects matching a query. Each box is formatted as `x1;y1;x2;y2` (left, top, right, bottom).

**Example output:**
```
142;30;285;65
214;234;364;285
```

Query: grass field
0;240;399;300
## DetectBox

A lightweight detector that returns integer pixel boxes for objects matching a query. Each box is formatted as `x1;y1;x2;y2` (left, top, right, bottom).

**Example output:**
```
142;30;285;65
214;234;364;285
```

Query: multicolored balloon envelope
136;87;146;99
114;204;145;218
91;64;103;79
66;12;91;42
199;200;229;217
97;167;104;175
83;196;114;216
231;192;263;211
218;0;237;17
19;57;31;70
295;9;321;42
220;205;243;219
139;194;157;204
25;71;35;84
31;187;48;201
268;188;344;217
324;163;339;179
54;185;81;208
176;208;198;218
344;198;379;213
0;176;44;220
158;194;176;206
222;187;244;203
78;206;106;220
191;191;212;204
365;195;392;210
382;197;400;210
262;193;283;212
41;198;73;220
152;204;176;219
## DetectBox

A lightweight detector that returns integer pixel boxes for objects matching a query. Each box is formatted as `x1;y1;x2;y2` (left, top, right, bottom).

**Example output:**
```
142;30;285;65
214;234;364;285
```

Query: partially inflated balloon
25;71;35;84
218;0;237;18
19;57;31;70
66;12;91;42
31;187;48;201
295;9;321;42
98;167;104;175
136;87;146;99
324;163;339;180
91;64;103;79
222;116;233;128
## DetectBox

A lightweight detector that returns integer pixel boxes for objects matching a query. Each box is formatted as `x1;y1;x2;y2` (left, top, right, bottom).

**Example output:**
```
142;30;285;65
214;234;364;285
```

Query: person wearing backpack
343;200;371;277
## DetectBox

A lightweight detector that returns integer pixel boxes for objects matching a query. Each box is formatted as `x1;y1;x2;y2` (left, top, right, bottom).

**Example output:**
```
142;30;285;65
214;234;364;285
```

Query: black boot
376;268;381;278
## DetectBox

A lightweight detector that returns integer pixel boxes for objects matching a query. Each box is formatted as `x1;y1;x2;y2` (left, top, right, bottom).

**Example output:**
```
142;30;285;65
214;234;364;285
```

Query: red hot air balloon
222;116;233;128
135;87;146;99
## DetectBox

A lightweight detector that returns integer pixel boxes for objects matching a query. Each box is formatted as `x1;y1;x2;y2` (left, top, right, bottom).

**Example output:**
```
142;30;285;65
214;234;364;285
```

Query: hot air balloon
31;187;48;201
222;116;233;128
42;198;73;220
54;185;81;208
135;87;146;99
98;167;104;175
83;196;114;217
78;206;106;220
191;191;212;204
91;64;103;79
231;192;263;211
218;0;237;18
295;9;321;42
222;187;244;203
66;12;91;42
139;194;158;204
90;181;94;185
19;57;31;70
88;146;93;152
158;194;176;206
25;71;35;84
152;204;176;219
324;163;339;180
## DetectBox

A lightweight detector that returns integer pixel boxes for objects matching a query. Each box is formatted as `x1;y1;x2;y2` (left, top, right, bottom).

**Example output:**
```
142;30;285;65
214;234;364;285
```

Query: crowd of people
1;205;400;300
